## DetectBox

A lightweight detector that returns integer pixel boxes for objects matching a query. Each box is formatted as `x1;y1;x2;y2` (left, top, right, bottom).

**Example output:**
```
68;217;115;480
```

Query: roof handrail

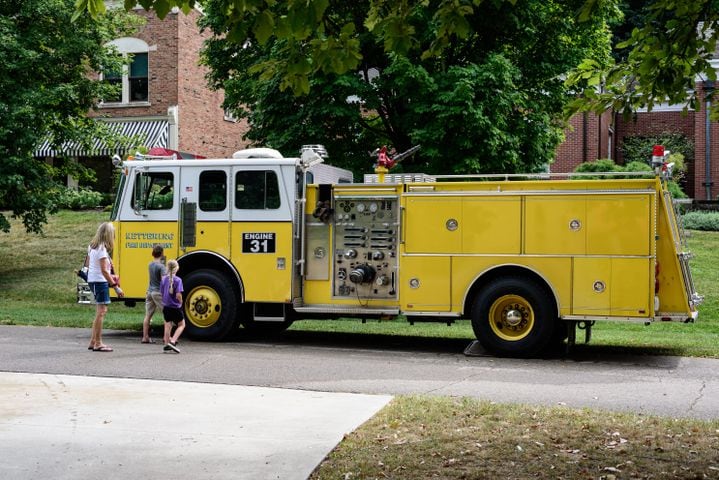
425;171;657;181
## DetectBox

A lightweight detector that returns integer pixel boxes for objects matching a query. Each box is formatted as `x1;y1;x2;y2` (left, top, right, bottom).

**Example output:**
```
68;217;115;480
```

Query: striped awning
34;119;169;158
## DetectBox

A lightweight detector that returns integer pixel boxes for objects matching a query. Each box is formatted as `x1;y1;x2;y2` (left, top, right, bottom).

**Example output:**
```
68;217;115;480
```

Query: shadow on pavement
211;326;685;369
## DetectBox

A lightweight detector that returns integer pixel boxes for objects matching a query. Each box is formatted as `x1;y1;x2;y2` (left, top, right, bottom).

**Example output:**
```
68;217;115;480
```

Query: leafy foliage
54;187;105;210
682;211;719;231
573;157;686;198
566;0;719;120
620;133;693;195
621;133;695;166
80;0;718;123
0;0;139;233
203;0;613;175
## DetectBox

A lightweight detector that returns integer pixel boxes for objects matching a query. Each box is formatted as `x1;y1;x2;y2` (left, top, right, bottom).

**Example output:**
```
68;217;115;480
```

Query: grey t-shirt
147;261;166;293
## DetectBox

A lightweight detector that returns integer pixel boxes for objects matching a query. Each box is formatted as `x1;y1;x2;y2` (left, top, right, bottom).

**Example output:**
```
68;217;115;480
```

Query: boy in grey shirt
142;245;166;343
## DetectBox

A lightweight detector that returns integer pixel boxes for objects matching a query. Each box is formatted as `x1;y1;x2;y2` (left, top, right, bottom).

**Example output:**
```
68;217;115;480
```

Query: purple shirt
160;275;183;308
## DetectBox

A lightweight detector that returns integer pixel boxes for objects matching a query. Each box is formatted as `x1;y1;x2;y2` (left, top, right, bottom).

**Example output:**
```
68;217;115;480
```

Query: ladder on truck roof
662;189;704;313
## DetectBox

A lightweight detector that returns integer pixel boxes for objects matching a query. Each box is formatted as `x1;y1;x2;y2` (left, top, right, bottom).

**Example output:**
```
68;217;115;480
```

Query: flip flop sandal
93;345;113;352
141;339;157;344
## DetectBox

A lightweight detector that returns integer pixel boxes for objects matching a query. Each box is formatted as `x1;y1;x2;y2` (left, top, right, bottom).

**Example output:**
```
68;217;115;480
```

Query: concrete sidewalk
0;372;392;480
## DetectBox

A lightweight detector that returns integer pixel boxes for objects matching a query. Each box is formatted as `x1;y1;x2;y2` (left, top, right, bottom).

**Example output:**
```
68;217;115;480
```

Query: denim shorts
89;282;111;305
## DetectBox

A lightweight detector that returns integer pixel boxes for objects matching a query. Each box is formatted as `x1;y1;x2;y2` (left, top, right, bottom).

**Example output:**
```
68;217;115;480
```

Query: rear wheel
183;269;239;341
471;276;556;357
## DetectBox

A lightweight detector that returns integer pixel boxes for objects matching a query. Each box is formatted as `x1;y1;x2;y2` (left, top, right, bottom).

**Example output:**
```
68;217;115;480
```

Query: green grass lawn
0;210;717;357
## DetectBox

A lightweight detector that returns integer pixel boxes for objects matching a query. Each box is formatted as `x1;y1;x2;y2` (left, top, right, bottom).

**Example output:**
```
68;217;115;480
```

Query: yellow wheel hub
488;294;534;341
186;286;222;328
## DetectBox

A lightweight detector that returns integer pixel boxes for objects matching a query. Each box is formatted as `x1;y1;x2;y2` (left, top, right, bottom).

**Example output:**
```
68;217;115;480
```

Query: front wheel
471;276;556;357
183;269;240;341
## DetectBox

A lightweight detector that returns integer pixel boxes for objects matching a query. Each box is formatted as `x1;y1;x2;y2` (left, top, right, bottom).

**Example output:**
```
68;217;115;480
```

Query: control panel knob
372;250;384;261
344;249;358;259
349;264;376;284
375;274;389;286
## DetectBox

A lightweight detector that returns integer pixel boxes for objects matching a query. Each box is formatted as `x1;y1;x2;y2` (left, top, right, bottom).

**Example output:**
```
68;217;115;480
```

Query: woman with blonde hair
160;259;185;353
86;222;124;352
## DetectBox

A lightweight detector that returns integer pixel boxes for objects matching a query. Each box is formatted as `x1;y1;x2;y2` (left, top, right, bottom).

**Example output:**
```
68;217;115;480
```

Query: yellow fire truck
88;145;701;357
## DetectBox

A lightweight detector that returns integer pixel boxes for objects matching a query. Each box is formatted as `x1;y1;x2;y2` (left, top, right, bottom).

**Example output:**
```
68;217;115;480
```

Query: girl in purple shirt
160;259;185;353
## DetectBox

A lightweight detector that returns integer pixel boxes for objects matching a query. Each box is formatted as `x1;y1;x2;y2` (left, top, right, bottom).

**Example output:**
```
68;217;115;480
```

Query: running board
655;311;698;323
293;305;400;315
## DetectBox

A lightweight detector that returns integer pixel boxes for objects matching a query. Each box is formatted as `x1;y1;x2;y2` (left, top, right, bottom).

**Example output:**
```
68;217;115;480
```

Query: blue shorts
89;282;111;305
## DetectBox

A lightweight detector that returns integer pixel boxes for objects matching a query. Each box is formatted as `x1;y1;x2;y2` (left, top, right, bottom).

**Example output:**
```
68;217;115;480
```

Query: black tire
471;276;556;358
183;269;240;341
551;320;570;346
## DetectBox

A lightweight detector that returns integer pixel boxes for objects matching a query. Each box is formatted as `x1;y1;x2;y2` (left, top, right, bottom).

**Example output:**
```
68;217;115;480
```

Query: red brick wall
90;10;179;118
553;111;612;173
176;10;250;158
90;9;249;158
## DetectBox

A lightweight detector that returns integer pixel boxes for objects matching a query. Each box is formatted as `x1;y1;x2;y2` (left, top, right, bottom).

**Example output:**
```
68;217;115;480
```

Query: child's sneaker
168;342;180;353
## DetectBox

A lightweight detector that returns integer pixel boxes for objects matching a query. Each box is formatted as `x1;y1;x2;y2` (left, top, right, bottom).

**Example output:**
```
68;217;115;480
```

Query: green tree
0;0;139;233
566;0;718;118
204;0;613;174
81;0;718;117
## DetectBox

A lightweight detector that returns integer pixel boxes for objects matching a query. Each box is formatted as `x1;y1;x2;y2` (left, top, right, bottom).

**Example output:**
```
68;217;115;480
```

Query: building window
103;68;123;103
129;53;148;101
102;38;150;106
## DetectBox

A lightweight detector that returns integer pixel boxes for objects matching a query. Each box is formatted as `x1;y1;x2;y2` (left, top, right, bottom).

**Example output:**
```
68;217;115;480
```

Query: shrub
621;133;694;166
573;159;686;198
55;187;104;210
574;158;617;172
623;161;653;174
681;211;719;231
667;181;688;199
573;158;619;176
620;133;692;196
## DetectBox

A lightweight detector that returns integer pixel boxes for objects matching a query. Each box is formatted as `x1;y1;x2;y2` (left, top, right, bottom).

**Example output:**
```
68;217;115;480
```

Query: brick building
553;62;719;201
34;7;249;193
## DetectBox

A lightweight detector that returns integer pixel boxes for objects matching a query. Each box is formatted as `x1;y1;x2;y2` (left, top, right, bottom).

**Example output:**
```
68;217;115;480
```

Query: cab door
115;166;180;299
230;165;294;303
179;166;231;258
